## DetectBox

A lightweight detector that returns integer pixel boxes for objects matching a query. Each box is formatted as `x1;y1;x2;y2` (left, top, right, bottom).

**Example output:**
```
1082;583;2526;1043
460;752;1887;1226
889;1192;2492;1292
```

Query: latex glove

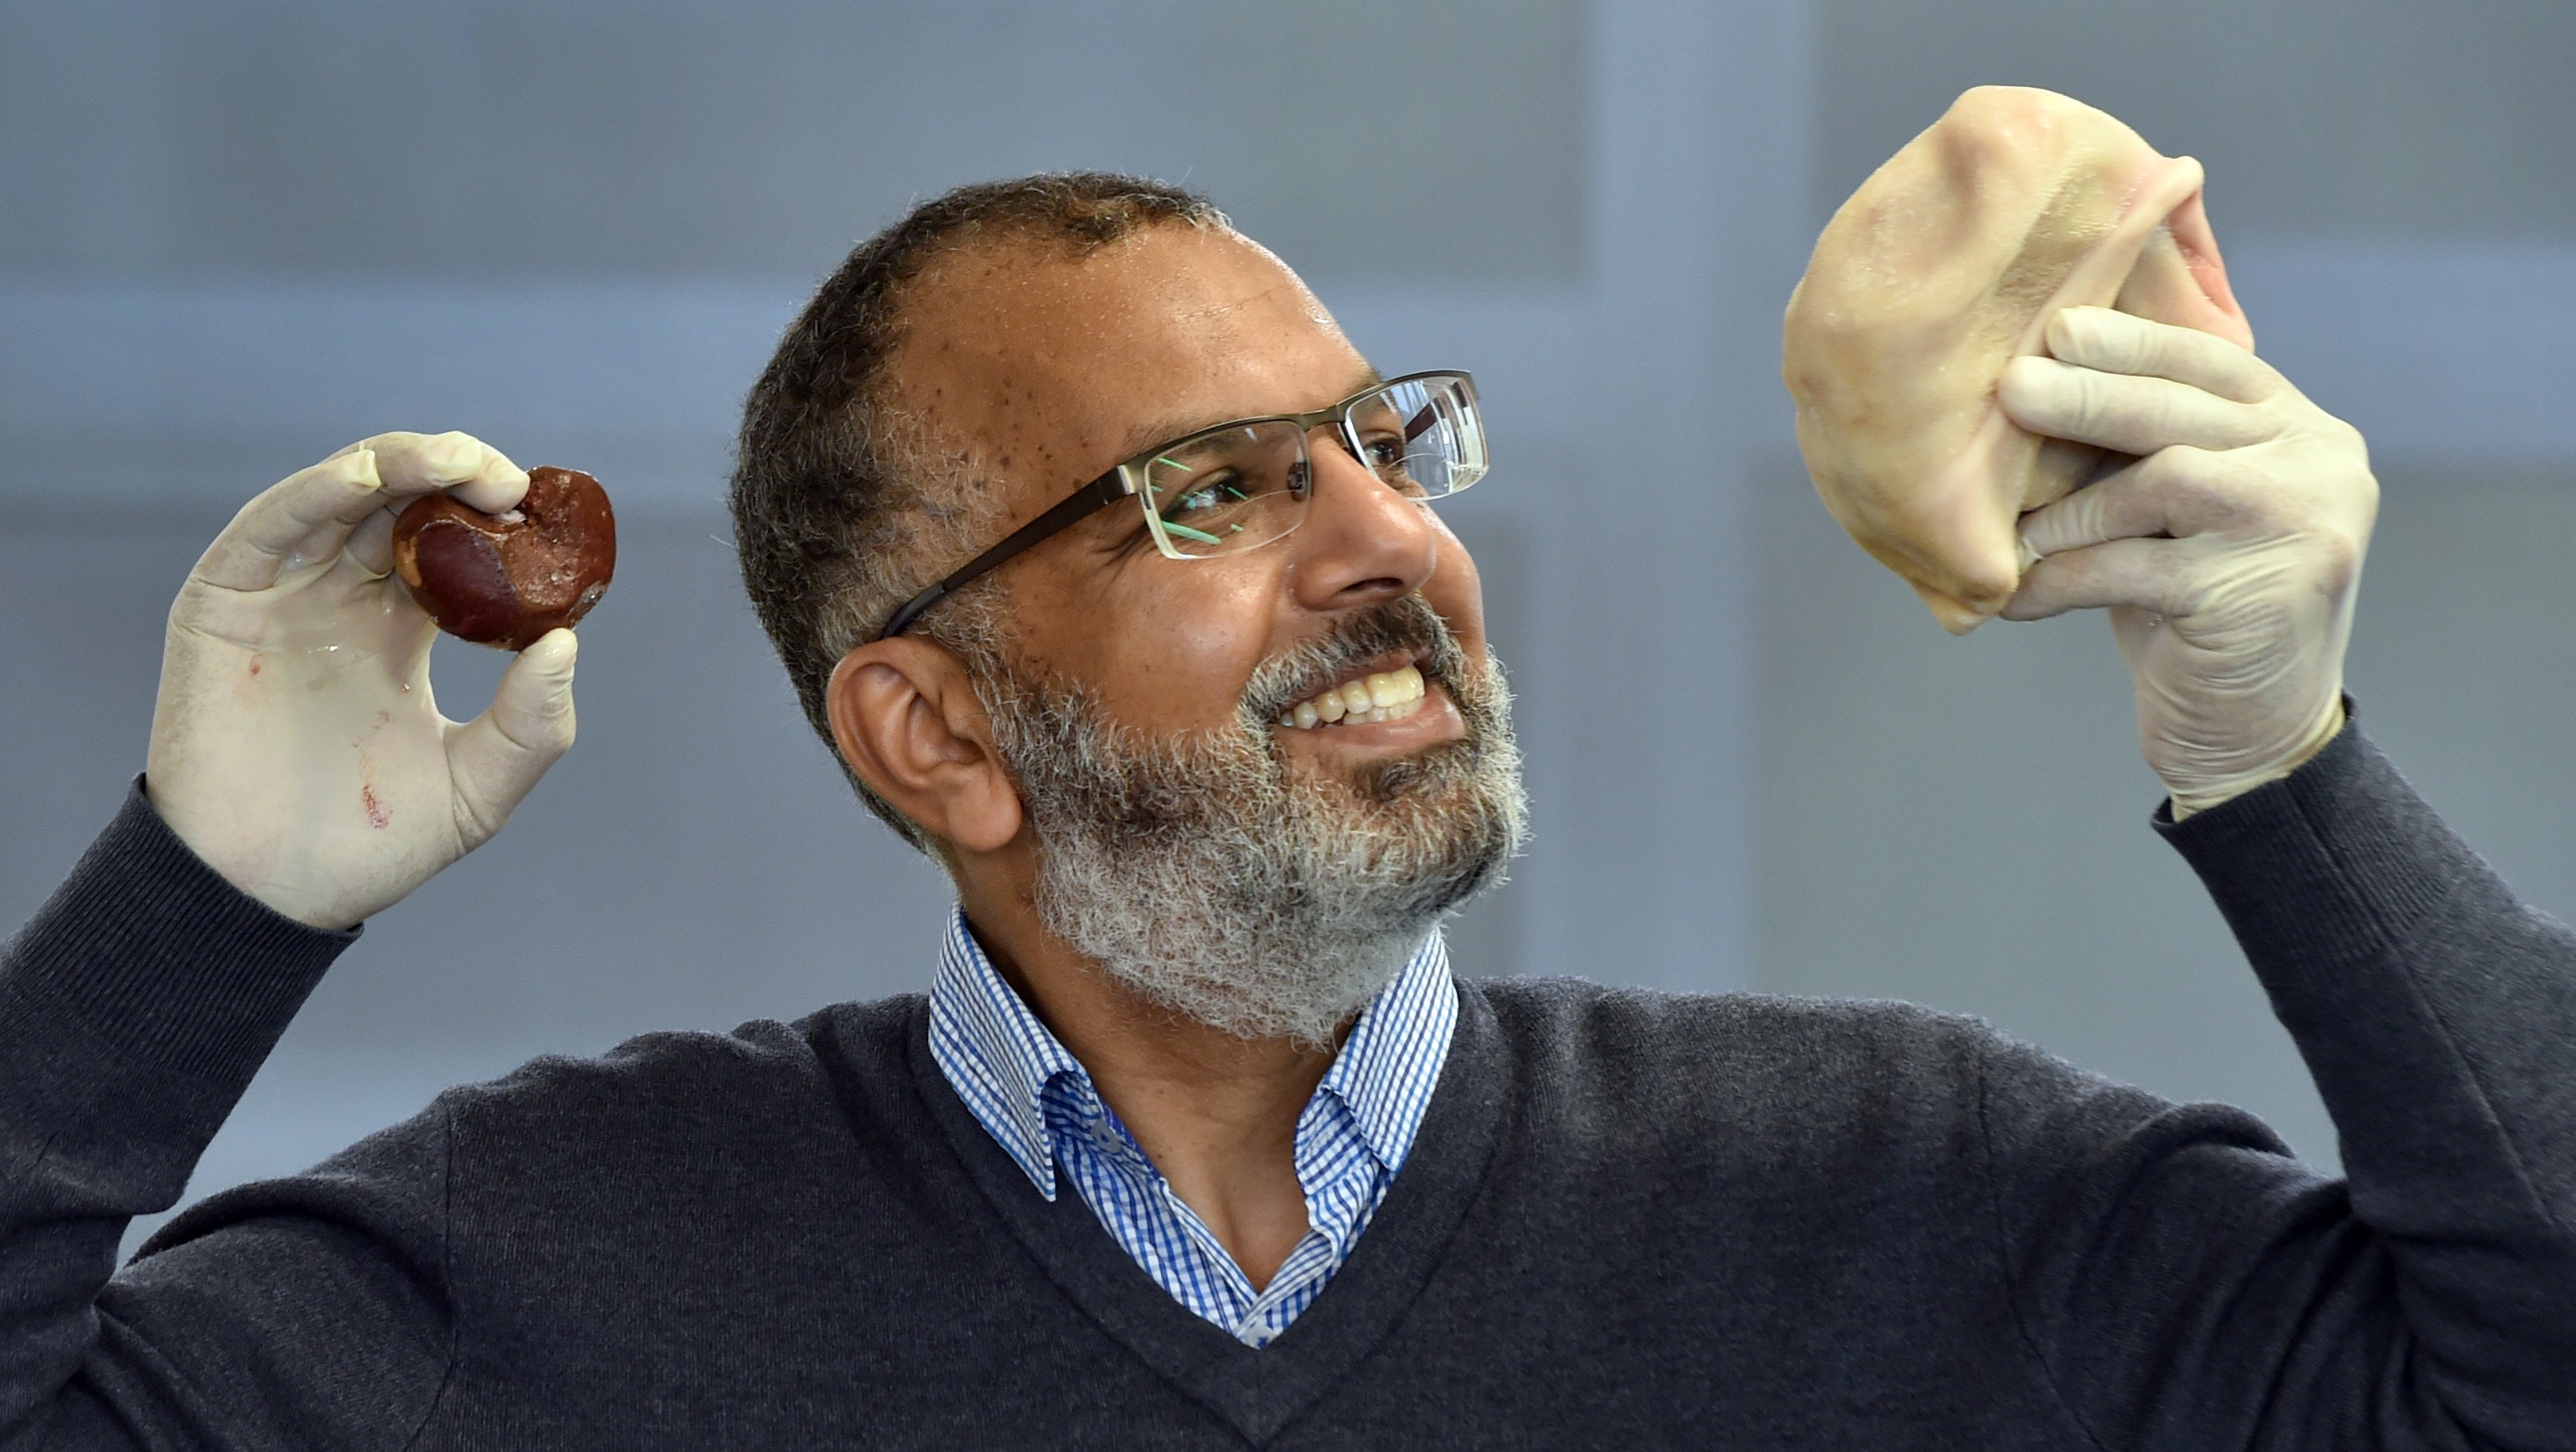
146;432;580;929
1998;307;2375;818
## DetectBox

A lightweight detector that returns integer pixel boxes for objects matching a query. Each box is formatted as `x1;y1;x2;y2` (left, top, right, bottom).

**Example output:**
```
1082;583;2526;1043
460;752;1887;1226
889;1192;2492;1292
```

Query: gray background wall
4;1;2573;1240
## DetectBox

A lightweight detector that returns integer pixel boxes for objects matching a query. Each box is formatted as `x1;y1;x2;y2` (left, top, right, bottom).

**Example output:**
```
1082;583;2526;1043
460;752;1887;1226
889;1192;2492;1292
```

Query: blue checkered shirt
926;909;1458;1347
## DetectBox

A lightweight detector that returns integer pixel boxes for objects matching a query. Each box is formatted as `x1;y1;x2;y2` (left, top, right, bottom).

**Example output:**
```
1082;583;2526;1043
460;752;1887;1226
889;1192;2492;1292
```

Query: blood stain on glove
392;467;616;651
1783;86;2254;634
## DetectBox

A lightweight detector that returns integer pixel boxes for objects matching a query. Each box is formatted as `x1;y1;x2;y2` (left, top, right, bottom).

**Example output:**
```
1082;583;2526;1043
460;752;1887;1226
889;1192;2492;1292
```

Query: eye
1357;435;1424;495
1164;469;1250;518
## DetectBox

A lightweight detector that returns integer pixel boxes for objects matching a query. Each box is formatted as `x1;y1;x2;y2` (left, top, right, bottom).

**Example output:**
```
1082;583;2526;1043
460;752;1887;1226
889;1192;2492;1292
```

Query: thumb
447;629;579;847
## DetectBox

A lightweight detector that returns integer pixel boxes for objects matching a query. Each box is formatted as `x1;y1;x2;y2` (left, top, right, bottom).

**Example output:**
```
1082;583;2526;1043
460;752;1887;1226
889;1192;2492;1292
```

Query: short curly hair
729;172;1227;850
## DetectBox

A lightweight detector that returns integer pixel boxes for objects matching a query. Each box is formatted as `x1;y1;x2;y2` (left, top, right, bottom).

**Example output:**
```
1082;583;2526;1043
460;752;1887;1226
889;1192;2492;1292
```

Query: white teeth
1277;664;1428;729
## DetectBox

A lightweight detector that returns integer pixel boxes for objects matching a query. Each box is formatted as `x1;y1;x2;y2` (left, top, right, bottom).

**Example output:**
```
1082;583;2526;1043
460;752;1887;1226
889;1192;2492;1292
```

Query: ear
824;638;1025;854
2115;172;2255;353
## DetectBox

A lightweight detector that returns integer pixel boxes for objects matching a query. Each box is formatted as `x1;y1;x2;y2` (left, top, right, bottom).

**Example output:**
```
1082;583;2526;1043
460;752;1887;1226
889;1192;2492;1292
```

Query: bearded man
2;174;2570;1449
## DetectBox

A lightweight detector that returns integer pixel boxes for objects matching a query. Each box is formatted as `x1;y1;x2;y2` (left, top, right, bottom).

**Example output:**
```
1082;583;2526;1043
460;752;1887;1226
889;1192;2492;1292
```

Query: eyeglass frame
873;369;1480;640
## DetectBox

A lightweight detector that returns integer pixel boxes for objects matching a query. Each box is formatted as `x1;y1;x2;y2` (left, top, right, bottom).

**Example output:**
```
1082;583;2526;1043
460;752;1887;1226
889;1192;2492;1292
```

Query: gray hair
729;172;1227;849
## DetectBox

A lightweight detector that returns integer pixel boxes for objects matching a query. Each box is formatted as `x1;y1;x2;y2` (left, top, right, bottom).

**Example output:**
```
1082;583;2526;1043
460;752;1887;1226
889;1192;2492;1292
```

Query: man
2;173;2568;1447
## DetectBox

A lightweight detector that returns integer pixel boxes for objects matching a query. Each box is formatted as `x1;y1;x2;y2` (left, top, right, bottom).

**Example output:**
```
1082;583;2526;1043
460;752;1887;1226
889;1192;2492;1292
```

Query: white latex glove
1997;307;2376;819
146;432;581;929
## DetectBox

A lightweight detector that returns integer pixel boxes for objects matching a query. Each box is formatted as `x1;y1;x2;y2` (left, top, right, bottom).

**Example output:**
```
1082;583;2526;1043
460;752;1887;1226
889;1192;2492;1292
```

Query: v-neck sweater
926;906;1458;1347
3;725;2574;1448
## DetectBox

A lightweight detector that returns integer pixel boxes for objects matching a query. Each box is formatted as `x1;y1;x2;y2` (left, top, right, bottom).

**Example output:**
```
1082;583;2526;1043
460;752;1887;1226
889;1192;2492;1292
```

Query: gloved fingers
2000;356;2274;457
2043;306;2278;404
329;431;529;514
2017;454;2175;558
444;629;579;849
2016;444;2284;559
2106;602;2167;663
1998;536;2194;622
191;448;393;593
341;503;401;579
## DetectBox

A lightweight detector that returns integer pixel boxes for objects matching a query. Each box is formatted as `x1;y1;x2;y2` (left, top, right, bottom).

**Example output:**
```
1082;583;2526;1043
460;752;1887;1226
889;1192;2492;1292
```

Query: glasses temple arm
875;468;1132;639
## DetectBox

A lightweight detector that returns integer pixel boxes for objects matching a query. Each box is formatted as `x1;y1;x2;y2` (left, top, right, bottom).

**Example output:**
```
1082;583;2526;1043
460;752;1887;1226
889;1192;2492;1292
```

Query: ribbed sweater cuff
0;779;356;1083
2154;714;2474;971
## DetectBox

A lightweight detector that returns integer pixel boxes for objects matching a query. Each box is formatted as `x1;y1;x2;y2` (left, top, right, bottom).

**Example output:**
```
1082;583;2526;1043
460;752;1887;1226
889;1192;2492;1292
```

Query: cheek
1094;565;1280;728
1421;519;1490;657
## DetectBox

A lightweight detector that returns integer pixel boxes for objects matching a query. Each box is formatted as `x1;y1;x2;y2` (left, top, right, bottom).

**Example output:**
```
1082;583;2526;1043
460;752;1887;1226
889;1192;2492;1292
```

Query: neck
956;862;1337;1291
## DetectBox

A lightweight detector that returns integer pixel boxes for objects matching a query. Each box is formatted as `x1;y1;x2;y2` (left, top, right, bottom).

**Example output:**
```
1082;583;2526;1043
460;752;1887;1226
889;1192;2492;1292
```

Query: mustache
1237;595;1468;726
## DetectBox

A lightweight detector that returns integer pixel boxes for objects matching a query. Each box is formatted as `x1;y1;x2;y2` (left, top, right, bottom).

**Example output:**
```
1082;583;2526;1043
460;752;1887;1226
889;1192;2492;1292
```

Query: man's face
889;226;1491;791
885;225;1520;1044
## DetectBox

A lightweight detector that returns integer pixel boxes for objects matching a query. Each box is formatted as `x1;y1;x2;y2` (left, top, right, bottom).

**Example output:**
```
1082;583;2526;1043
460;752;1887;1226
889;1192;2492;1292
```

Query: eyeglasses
875;369;1486;639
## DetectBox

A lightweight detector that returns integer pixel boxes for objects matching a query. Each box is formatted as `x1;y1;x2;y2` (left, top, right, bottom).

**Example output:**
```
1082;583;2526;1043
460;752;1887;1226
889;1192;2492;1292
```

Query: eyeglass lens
1140;424;1310;557
1356;373;1487;498
1139;374;1485;559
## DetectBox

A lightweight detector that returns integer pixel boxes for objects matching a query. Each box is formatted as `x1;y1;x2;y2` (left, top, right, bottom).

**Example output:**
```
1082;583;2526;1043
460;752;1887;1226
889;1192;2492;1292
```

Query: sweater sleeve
0;785;457;1450
1977;722;2576;1451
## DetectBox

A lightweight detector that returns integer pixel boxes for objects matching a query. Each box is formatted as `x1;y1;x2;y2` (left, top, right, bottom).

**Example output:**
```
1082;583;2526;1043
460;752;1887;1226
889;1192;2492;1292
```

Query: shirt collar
1310;930;1456;1174
926;910;1087;1200
926;906;1459;1198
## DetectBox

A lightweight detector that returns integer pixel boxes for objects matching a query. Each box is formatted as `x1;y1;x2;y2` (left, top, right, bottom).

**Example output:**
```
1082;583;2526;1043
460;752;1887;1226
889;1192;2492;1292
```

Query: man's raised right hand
144;432;581;929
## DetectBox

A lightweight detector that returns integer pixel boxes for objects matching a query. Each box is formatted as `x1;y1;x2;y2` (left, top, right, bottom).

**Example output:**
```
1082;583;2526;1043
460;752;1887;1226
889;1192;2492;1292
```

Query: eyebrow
1105;364;1386;465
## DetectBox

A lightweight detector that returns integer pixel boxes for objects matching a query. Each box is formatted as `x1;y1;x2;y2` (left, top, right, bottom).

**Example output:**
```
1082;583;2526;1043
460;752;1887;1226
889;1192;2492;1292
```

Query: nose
1284;432;1440;614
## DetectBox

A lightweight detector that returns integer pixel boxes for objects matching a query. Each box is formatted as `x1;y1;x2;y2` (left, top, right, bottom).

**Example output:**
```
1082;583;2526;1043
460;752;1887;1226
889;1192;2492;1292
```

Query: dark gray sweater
2;726;2571;1449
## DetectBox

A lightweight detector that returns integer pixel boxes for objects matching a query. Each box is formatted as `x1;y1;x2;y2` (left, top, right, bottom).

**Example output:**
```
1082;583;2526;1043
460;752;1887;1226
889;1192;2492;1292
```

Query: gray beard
974;598;1527;1049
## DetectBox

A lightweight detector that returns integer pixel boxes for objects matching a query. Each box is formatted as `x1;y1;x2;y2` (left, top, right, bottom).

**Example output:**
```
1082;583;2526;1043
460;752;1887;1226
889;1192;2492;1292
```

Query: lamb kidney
392;466;615;650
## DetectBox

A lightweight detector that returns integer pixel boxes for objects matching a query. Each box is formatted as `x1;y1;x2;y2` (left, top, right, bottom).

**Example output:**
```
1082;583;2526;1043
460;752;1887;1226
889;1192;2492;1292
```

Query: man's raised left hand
1997;306;2378;818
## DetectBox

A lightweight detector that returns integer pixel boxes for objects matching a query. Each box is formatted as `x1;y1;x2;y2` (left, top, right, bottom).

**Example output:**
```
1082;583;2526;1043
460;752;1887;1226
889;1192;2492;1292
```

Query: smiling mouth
1274;663;1429;729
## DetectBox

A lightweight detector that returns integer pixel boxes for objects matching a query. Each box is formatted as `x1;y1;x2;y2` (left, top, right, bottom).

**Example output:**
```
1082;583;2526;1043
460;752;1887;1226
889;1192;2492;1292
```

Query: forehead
887;226;1367;481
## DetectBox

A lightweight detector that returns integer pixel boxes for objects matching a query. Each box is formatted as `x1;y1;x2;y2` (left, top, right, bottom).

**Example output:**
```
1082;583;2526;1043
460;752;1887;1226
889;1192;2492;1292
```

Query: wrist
2165;695;2348;821
141;776;358;930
